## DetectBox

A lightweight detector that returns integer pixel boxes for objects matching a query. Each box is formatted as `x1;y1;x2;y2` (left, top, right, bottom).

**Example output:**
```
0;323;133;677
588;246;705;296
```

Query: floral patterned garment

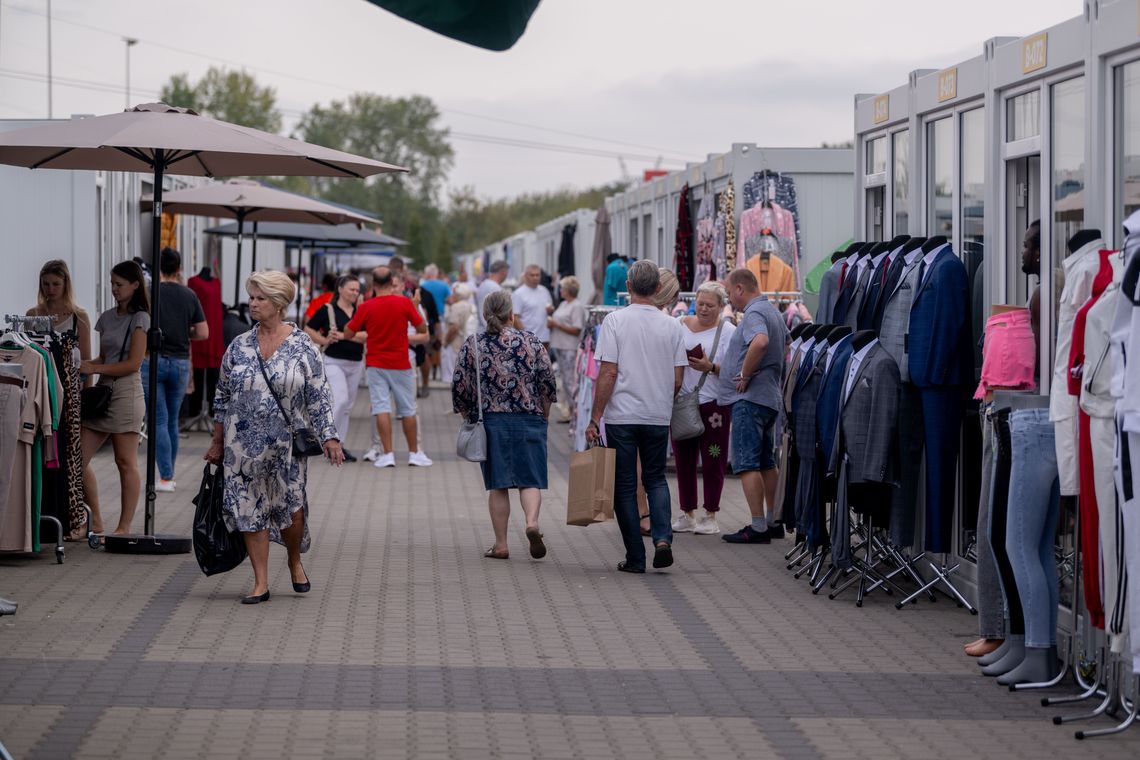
213;324;337;552
452;328;557;423
717;181;737;273
693;193;716;290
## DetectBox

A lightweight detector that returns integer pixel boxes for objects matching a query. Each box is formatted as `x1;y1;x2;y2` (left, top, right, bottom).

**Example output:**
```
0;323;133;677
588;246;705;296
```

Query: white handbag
456;334;488;462
670;318;725;441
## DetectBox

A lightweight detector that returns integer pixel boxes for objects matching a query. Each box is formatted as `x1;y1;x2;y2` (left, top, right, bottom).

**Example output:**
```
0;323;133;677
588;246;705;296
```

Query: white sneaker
155;479;176;493
408;451;433;467
373;452;396;468
362;446;382;462
671;513;696;533
694;513;721;535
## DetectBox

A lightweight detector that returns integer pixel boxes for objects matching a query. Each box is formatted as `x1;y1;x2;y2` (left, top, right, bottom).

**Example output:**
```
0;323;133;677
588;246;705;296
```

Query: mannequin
886;234;911;251
900;237;927;256
789;323;809;341
850;329;876;352
812;325;836;344
1067;229;1102;254
799;323;821;341
921;235;948;253
857;242;895;330
872;236;918;332
197;266;213;280
825;325;852;344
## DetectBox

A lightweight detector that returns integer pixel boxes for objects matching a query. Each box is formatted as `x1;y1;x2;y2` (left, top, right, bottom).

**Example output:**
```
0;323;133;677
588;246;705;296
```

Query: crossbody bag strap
256;348;293;430
473;333;483;423
693;318;726;395
106;314;135;383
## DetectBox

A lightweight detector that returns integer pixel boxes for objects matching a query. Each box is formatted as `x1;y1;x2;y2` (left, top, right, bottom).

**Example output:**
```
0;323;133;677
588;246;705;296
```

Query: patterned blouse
213;324;336;550
451;328;557;423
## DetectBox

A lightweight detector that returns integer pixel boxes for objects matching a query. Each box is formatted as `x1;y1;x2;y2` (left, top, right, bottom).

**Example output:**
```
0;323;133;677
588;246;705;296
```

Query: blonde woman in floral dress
670;281;736;536
206;271;342;605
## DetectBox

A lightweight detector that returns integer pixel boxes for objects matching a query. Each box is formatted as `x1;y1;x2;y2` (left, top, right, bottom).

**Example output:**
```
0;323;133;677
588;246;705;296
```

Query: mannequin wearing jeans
999;407;1061;685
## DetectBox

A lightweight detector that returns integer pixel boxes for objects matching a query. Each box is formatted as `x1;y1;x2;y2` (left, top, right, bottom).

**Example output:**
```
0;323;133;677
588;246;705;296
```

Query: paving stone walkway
2;387;1138;759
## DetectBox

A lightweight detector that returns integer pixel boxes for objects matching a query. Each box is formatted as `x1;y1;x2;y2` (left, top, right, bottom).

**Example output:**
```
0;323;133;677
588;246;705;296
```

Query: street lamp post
124;37;138;109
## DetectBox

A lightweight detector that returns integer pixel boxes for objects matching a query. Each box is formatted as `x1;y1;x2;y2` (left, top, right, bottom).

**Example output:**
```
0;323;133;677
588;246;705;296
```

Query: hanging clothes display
673;184;693;291
188;272;225;369
40;332;84;537
693;194;716;289
557;222;577;278
740;171;803;286
715;180;737;273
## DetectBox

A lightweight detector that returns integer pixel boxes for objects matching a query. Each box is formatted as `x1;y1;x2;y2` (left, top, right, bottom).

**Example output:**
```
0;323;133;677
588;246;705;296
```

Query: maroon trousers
671;400;732;512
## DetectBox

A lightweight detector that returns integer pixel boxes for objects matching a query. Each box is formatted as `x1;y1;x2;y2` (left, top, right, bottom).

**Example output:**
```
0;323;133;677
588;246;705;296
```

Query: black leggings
991;409;1025;636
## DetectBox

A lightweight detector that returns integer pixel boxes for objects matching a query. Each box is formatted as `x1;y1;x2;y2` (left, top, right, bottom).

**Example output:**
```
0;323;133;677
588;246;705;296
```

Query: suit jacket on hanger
857;255;892;332
907;246;972;389
843;263;874;331
873;251;909;333
792;348;828;461
878;255;925;383
815;336;855;475
816;261;843;324
840;343;901;484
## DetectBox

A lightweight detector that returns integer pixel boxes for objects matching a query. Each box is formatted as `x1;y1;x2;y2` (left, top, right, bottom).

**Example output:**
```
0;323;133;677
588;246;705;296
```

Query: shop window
893;130;909;235
643;215;653;262
1051;78;1085;277
926;117;953;238
1116;60;1140;237
866;136;887;176
629;217;639;259
961;107;986;368
1007;90;1041;142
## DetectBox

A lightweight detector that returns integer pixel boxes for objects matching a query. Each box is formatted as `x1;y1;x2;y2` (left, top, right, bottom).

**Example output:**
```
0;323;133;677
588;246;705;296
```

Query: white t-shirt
475;278;502;331
594;304;687;426
679;317;736;404
512;284;553;342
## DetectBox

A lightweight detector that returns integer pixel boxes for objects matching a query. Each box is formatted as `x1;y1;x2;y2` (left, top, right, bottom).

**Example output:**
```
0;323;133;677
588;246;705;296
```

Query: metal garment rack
1;314;77;563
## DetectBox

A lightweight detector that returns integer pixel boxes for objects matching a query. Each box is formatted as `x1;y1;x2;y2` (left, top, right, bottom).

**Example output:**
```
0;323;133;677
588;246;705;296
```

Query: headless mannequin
799;323;821;342
844;242;865;257
831;250;847;264
900;237;927;256
857;242;877;259
867;241;892;258
198;266;213;280
887;234;911;251
825;326;852;345
789;323;809;341
812;326;836;344
850;329;876;352
1067;229;1102;255
922;235;948;253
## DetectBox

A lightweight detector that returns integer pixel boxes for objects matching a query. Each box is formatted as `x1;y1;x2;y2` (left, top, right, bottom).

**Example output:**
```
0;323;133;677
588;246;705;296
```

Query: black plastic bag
192;463;247;576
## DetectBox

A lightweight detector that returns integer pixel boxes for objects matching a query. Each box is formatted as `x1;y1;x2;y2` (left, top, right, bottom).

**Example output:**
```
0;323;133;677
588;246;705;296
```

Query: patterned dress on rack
674;183;693;290
59;334;85;533
693;194;716;289
717;181;737;272
213;324;336;552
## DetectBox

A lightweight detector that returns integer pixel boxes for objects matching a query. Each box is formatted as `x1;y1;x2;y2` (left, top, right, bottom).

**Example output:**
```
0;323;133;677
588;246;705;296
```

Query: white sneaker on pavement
672;513;696;533
694;512;721;535
362;446;382;462
373;452;396;468
156;479;176;493
408;451;433;467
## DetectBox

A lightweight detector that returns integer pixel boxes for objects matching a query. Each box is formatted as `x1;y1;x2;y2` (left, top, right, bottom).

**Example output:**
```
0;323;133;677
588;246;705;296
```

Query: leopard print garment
58;333;85;533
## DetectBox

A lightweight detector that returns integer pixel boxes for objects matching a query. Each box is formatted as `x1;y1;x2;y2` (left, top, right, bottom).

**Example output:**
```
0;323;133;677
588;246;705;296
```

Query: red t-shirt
346;294;424;370
305;292;334;321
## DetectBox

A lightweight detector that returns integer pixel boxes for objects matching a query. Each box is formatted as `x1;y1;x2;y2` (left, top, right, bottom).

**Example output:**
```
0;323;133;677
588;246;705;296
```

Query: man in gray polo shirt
719;268;788;544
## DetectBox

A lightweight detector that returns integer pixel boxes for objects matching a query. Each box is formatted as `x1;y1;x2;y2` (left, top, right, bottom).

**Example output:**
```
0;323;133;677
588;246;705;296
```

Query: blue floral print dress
213;324;337;551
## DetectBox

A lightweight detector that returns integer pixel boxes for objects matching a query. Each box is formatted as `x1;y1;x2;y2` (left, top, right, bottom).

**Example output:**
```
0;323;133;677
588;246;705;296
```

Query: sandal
525;527;547;559
483;547;509;560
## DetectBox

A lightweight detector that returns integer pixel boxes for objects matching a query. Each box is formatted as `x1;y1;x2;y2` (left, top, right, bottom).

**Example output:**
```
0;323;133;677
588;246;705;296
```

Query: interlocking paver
1;388;1139;758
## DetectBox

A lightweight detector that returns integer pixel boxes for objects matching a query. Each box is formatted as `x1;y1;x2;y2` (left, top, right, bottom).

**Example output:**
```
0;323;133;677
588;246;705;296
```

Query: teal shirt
603;260;628;306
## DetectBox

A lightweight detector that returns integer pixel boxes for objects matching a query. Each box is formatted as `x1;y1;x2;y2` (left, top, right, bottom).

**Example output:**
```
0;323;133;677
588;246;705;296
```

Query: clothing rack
761;290;802;305
4;315;55;334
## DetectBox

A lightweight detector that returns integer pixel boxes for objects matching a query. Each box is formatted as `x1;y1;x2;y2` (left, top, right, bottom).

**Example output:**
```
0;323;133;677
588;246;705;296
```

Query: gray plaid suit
843;263;874;331
878;257;924;383
840;344;901;485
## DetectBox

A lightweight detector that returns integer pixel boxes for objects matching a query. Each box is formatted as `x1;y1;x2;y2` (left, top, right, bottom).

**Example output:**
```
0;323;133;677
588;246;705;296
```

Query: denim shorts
731;400;778;473
367;367;417;417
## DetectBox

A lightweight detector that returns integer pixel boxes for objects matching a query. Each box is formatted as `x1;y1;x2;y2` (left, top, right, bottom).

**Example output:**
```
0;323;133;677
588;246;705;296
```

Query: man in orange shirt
344;266;432;469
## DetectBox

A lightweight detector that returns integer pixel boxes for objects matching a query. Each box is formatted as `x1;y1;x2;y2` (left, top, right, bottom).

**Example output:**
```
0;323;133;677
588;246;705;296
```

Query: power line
0;67;687;165
0;0;698;161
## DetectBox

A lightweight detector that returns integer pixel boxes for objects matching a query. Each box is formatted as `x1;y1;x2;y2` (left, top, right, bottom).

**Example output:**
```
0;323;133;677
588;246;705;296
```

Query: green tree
292;93;455;266
159;67;282;133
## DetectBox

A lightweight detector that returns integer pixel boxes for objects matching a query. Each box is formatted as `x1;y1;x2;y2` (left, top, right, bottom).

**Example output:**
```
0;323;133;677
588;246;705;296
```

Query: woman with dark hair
80;260;150;536
452;289;557;560
304;274;365;461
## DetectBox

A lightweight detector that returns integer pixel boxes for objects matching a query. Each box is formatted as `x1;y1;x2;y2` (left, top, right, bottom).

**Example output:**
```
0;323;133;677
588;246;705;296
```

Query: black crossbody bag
80;315;133;420
256;351;324;458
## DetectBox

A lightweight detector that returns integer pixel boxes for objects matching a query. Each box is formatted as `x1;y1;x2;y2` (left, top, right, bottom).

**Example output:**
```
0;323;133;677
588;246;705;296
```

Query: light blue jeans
1005;408;1061;648
141;356;190;481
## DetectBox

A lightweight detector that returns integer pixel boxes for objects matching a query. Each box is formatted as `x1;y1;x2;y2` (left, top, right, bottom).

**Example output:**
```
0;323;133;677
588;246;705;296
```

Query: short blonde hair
247;270;296;316
653;268;680;310
560;276;580;298
696;280;728;306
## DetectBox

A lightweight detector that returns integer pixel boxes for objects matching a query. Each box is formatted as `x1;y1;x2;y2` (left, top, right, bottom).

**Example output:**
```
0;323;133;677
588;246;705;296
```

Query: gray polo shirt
719;295;787;412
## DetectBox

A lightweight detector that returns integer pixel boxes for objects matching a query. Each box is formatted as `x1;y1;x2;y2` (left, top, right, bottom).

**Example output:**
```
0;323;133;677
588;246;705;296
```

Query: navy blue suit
907;246;971;553
831;267;859;326
815;336;854;477
858;257;891;331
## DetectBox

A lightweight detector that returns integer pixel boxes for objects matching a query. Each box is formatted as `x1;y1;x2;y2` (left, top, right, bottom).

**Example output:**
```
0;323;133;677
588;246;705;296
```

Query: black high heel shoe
241;591;270;605
292;566;311;593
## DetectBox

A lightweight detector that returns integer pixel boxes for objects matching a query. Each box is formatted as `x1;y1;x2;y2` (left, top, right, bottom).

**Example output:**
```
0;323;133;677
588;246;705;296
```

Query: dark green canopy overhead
365;0;540;51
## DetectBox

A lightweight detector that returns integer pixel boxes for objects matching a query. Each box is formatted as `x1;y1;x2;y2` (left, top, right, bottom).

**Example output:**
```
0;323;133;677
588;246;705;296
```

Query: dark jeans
607;424;672;568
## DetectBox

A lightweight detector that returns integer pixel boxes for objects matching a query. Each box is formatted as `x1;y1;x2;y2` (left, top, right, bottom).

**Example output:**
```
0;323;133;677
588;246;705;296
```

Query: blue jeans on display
606;424;672;569
141;356;190;481
1005;408;1061;648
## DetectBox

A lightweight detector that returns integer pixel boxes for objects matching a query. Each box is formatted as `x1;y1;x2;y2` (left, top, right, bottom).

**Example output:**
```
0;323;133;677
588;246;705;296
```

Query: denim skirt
480;412;549;491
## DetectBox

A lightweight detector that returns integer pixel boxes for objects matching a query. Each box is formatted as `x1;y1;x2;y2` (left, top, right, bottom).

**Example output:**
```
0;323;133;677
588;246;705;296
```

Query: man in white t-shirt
588;260;687;574
475;260;509;332
512;264;554;345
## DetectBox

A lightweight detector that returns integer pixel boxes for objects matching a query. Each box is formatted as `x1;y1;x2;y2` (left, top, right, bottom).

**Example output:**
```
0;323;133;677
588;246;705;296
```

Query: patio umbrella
0;103;405;554
590;205;612;304
204;220;407;248
143;179;382;303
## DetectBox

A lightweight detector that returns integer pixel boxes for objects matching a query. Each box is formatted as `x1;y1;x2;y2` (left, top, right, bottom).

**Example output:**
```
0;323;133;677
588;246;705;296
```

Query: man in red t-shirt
344;266;432;468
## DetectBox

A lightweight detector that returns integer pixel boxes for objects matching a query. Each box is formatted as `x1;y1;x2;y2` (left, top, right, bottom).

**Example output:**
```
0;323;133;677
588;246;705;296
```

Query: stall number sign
1023;33;1047;75
873;95;889;124
938;68;958;103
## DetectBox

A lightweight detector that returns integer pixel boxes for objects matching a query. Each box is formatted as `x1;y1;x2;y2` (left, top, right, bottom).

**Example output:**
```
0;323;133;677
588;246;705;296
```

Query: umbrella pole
251;221;258;273
234;215;245;305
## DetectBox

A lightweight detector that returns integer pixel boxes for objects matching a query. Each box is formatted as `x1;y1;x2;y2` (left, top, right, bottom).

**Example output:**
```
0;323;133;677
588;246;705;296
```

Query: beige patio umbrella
0;103;405;553
143;179;382;303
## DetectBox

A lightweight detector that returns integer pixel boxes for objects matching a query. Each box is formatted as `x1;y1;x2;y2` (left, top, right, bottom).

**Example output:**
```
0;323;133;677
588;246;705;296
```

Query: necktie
838;263;848;290
916;258;927;286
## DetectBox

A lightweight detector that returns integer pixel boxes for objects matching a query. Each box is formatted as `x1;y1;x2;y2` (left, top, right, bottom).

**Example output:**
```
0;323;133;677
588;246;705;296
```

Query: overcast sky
0;0;1080;199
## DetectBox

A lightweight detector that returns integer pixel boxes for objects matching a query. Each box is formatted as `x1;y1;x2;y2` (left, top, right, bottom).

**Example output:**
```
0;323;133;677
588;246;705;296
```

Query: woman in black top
304;275;366;461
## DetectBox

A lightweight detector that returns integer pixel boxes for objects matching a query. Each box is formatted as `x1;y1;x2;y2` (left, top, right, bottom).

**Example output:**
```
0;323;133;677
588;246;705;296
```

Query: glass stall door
1005;155;1042;310
865;186;885;242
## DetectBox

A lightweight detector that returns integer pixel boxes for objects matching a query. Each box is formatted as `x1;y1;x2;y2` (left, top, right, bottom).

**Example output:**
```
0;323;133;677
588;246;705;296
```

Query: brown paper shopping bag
566;447;616;526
